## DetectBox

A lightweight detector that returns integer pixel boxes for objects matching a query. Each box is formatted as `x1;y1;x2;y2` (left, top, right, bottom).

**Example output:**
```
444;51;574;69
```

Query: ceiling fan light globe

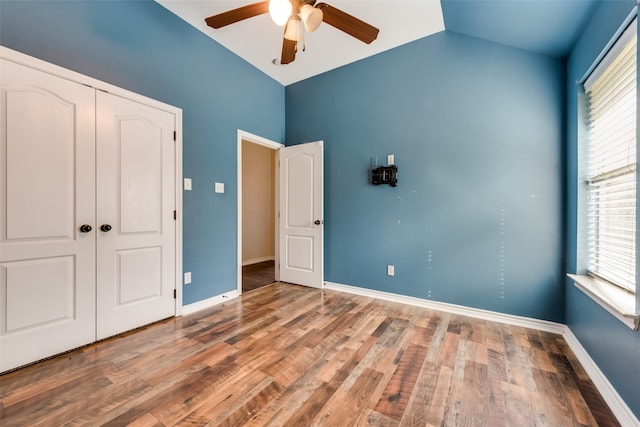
269;0;292;26
300;5;323;32
284;15;303;41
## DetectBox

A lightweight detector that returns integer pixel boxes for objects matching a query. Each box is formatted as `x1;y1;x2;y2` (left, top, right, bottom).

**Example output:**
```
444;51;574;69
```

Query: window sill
568;274;639;330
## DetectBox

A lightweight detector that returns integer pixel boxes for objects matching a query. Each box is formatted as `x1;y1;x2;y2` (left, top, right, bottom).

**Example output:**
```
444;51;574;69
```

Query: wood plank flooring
243;261;276;293
0;283;619;426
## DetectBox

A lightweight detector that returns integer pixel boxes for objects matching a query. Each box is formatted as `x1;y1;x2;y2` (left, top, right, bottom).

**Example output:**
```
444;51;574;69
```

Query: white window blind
584;19;637;293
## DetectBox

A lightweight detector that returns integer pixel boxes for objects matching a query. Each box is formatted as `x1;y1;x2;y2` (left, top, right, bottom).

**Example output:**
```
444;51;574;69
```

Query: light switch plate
184;272;192;284
184;178;192;191
387;154;395;166
214;182;224;193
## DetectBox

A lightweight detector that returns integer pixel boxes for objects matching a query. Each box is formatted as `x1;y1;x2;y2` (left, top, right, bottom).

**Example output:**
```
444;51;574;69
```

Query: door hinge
173;210;177;220
173;289;177;299
173;131;176;141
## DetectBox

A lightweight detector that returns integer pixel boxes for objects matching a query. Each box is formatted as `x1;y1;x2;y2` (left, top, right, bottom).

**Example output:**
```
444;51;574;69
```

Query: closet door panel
96;92;175;340
119;119;162;234
6;89;75;240
0;59;96;372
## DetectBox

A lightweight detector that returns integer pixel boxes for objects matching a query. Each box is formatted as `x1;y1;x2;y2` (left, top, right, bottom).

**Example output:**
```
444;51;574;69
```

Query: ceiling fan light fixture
284;15;303;42
269;0;292;26
300;4;323;32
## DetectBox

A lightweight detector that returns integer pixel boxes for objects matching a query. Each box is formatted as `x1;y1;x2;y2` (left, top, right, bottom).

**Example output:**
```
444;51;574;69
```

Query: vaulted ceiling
156;0;600;85
441;0;600;58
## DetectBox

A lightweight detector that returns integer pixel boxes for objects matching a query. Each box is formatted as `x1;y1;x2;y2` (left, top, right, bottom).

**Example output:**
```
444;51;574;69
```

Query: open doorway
237;130;283;294
241;140;275;291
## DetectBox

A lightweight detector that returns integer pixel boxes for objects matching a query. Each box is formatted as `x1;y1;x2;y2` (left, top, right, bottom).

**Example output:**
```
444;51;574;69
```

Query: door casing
236;131;325;293
237;130;283;294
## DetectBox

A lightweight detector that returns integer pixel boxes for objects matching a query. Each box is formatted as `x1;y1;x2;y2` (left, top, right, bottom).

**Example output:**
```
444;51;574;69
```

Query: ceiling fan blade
315;3;379;44
205;1;269;29
281;38;297;65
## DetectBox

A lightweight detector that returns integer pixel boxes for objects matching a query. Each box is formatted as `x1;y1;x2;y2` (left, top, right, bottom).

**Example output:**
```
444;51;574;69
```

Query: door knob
314;220;321;225
101;224;112;232
79;224;92;233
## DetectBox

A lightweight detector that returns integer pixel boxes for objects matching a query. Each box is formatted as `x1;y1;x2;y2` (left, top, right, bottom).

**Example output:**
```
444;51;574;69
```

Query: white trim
181;290;239;316
236;130;283;297
568;274;638;330
242;256;275;266
324;282;565;333
0;46;180;115
0;46;185;317
562;328;640;426
578;6;638;86
324;281;639;426
174;98;184;316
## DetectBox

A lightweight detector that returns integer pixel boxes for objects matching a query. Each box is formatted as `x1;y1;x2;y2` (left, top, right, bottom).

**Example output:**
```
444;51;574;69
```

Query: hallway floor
242;260;275;293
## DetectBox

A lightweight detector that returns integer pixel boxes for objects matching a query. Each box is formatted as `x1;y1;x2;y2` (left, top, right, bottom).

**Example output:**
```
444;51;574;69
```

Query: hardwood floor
243;260;276;293
0;283;619;426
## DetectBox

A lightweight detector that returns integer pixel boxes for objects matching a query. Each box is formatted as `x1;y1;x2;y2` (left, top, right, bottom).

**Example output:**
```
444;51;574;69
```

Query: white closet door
96;92;176;340
0;59;96;372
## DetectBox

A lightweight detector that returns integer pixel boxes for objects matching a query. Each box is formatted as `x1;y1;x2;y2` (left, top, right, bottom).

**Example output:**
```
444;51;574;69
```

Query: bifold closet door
95;92;176;340
0;59;97;372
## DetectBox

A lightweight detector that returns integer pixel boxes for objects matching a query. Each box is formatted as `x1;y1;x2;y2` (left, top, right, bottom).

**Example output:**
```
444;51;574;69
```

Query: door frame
0;46;184;317
237;130;283;295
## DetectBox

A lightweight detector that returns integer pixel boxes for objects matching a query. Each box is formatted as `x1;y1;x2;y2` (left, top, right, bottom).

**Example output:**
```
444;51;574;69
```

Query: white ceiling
156;1;445;85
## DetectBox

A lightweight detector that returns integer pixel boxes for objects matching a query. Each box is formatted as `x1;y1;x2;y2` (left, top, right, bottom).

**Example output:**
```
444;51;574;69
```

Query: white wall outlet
184;272;192;284
184;178;192;191
387;154;395;166
387;265;395;276
214;182;225;193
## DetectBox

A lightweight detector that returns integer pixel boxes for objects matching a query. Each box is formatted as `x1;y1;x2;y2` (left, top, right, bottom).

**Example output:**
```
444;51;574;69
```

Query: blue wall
0;0;285;304
286;31;565;322
566;0;640;417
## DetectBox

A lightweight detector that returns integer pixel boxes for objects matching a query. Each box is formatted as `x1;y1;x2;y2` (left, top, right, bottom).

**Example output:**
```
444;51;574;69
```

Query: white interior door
96;92;176;340
0;59;96;371
279;141;324;288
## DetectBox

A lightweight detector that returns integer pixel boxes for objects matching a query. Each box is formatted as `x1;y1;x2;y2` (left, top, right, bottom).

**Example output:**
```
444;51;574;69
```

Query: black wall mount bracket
371;165;398;187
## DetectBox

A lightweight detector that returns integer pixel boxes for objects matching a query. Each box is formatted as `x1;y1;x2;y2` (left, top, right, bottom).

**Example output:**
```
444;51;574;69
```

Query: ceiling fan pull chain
301;29;306;52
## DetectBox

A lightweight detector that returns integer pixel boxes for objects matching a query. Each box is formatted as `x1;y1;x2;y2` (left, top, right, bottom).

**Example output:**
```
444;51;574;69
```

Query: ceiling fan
205;0;379;65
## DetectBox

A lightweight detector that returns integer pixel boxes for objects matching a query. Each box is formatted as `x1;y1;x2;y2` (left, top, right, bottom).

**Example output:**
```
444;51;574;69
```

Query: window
584;18;637;294
571;14;639;330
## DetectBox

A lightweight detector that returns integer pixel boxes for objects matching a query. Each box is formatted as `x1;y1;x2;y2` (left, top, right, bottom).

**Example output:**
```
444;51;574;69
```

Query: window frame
570;13;639;330
584;21;637;294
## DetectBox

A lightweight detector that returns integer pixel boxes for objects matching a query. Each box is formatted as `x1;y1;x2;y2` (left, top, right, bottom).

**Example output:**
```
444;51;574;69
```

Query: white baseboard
561;328;640;426
323;282;565;334
324;281;639;426
242;256;275;266
181;290;239;316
